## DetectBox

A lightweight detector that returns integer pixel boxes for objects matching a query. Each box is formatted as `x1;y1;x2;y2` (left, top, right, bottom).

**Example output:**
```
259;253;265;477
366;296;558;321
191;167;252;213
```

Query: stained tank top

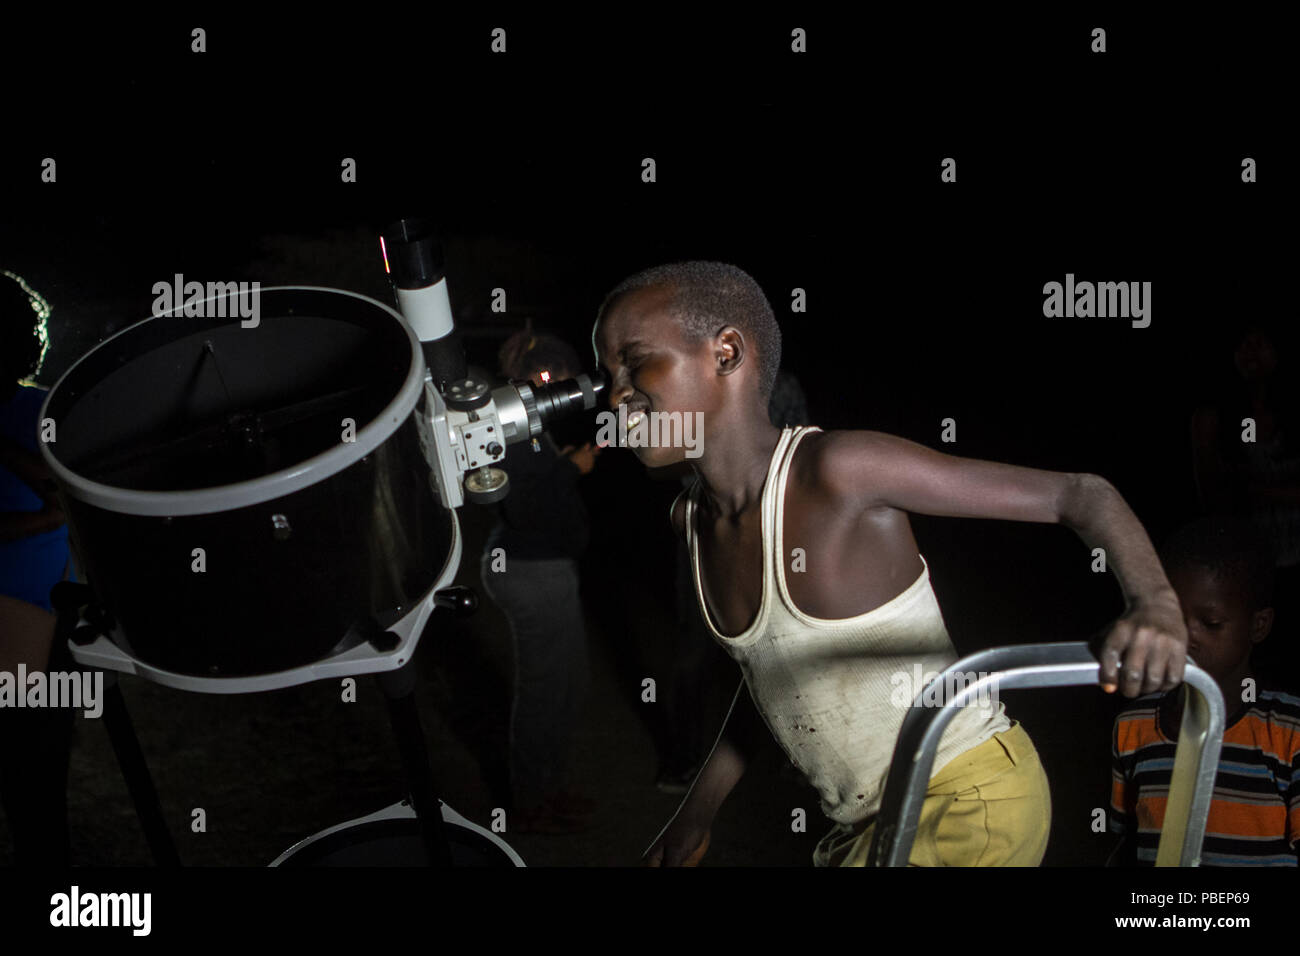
680;425;1011;824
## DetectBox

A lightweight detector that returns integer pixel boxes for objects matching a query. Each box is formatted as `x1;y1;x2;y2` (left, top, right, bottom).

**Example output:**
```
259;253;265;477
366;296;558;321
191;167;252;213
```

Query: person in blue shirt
0;271;75;866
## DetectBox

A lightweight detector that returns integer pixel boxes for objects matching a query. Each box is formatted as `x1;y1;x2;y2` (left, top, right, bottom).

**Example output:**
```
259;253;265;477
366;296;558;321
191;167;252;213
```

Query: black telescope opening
44;290;410;492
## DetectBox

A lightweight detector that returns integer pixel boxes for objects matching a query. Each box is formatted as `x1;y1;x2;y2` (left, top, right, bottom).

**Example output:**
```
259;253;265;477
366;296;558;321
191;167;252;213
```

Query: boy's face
1167;563;1271;685
593;284;716;468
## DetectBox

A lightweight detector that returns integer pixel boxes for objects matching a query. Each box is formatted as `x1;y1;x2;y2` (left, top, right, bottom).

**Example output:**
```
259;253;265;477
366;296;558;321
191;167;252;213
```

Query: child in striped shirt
1109;515;1300;866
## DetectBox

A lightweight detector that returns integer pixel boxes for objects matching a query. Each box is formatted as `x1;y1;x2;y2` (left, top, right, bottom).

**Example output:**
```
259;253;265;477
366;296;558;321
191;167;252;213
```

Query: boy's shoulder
1252;689;1300;747
1111;693;1166;753
671;427;916;537
1256;687;1300;713
795;427;905;502
1114;691;1166;715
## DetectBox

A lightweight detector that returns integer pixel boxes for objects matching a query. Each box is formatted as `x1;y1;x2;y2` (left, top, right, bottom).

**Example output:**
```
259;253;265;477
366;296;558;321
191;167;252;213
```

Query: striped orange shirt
1109;688;1300;866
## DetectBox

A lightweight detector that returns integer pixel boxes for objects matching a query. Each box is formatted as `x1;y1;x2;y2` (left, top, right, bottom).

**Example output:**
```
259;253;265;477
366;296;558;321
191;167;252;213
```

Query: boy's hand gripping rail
866;641;1225;867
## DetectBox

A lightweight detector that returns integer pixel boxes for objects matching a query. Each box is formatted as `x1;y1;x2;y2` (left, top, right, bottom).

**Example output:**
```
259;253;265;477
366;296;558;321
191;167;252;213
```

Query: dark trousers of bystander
479;554;591;811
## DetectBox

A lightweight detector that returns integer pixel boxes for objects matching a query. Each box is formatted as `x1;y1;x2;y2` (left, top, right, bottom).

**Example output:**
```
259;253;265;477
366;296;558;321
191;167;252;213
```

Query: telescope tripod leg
376;660;453;866
99;670;181;866
53;590;179;866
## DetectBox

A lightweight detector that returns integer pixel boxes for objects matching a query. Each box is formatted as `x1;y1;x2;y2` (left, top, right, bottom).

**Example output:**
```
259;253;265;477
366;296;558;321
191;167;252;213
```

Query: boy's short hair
1157;515;1276;611
498;329;581;383
596;261;782;402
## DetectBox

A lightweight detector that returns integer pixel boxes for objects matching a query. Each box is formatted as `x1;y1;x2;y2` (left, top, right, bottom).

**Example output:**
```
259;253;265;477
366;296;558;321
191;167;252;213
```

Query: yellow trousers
813;721;1051;867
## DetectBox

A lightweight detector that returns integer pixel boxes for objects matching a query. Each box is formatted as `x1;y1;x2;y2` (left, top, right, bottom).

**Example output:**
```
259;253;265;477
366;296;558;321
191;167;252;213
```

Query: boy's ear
715;327;745;375
1249;607;1274;645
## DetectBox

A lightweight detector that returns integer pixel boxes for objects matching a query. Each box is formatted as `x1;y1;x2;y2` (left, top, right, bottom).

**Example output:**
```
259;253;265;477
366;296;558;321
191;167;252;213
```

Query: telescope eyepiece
528;370;607;430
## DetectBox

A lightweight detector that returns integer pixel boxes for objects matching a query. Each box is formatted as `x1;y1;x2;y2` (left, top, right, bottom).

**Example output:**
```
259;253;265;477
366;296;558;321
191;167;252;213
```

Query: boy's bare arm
665;469;767;813
0;508;66;542
0;437;57;499
649;493;768;852
681;679;768;818
0;438;65;540
671;484;768;781
816;430;1187;698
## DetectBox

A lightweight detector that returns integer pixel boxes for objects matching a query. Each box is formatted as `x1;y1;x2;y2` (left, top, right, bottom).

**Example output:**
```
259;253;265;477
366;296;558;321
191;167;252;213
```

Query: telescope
36;217;607;865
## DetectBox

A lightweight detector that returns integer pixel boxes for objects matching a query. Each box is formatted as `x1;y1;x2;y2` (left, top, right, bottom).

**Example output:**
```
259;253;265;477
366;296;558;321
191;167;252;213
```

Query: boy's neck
692;418;783;518
1220;664;1257;720
1163;664;1256;728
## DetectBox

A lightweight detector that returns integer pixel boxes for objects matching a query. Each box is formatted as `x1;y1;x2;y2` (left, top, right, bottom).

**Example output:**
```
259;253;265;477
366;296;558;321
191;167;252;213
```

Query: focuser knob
443;376;491;412
433;585;478;615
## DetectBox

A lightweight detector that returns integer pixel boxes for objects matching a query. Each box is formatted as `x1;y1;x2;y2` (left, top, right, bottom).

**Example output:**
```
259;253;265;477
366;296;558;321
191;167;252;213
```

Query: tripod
50;577;504;867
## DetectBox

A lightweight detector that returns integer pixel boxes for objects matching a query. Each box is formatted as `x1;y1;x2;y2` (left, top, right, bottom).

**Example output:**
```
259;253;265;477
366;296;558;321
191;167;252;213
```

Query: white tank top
681;425;1011;824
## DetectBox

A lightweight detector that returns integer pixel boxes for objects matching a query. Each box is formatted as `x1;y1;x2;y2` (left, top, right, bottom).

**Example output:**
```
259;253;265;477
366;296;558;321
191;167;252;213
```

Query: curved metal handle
866;641;1224;867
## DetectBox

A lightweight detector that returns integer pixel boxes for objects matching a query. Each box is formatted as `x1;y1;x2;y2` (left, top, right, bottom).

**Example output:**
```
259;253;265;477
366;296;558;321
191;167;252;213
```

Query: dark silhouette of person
0;272;75;866
479;330;602;832
1191;320;1300;689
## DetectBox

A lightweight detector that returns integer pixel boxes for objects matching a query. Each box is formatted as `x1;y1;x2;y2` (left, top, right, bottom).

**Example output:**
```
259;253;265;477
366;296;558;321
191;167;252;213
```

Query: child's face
1168;563;1269;685
593;285;715;468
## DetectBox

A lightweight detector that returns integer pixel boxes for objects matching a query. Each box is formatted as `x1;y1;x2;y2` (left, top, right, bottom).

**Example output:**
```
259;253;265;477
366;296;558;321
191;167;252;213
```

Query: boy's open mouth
625;404;648;431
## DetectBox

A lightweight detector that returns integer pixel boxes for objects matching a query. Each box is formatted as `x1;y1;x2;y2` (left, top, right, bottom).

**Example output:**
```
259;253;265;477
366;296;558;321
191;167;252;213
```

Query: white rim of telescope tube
36;286;425;517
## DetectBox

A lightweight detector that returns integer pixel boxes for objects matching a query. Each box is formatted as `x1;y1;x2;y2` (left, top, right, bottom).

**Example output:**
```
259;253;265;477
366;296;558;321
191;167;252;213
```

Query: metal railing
866;641;1225;867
